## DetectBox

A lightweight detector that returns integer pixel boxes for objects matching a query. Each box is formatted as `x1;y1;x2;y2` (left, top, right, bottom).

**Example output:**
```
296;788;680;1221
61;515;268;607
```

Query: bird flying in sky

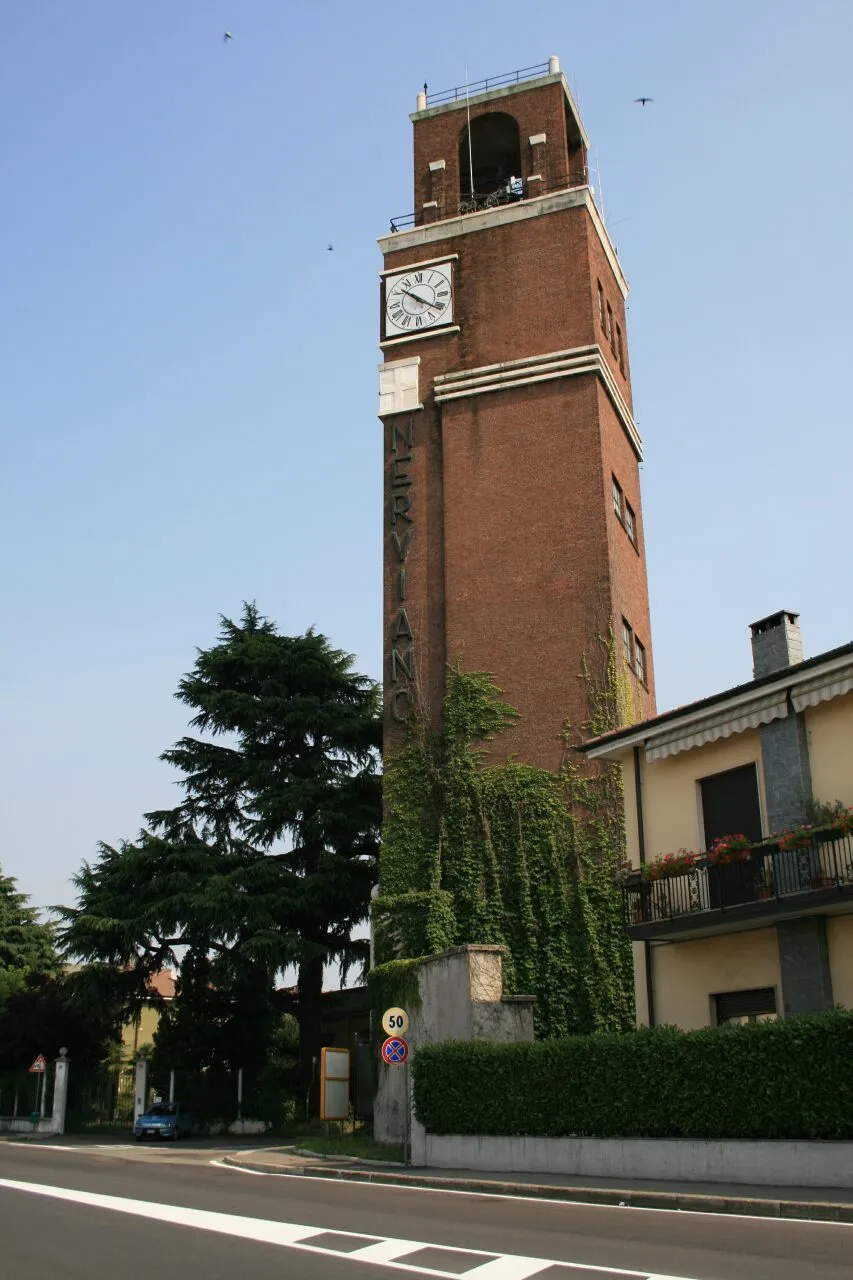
224;32;233;42
327;245;334;251
633;97;653;106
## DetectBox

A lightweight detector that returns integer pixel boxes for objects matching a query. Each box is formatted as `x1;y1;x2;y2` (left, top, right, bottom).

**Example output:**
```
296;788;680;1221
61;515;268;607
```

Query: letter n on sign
320;1047;350;1121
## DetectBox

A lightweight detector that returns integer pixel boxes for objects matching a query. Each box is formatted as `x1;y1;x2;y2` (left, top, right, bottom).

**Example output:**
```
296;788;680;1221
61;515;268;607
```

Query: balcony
389;170;590;234
622;828;853;941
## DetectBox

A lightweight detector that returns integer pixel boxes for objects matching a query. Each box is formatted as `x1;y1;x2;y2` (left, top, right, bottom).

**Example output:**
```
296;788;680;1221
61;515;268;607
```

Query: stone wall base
419;1133;853;1189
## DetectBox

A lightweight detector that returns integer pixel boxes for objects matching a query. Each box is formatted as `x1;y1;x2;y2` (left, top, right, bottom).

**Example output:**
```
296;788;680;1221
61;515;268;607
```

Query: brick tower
379;57;655;770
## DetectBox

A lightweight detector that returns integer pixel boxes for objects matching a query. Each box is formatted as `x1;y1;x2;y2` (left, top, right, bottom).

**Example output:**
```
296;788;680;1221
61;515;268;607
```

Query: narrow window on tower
597;281;606;332
606;303;615;352
611;475;624;521
625;502;637;546
635;638;647;686
615;323;625;372
622;618;634;669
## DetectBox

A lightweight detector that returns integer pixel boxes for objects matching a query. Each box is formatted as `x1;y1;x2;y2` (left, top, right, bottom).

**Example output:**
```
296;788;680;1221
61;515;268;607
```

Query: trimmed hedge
412;1011;853;1141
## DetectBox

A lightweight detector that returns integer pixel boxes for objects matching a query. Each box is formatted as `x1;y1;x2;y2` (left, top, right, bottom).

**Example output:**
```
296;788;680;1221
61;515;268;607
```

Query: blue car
134;1100;193;1142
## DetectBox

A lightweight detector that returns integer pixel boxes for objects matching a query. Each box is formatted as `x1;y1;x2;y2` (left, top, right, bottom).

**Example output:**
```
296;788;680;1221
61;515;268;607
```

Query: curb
292;1146;406;1168
220;1156;853;1223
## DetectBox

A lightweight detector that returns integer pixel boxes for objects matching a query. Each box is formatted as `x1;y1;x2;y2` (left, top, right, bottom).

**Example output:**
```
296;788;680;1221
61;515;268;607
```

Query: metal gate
65;1064;136;1134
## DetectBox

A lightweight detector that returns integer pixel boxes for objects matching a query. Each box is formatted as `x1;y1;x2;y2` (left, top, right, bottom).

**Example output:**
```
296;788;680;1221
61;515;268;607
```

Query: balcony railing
426;63;551;107
622;828;853;935
389;169;590;233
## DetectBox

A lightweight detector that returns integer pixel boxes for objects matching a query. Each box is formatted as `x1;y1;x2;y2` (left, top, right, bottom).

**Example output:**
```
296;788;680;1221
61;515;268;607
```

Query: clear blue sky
2;1;851;912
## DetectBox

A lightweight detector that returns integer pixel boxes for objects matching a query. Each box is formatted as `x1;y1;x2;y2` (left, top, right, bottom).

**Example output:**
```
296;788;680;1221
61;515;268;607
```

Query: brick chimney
749;611;803;679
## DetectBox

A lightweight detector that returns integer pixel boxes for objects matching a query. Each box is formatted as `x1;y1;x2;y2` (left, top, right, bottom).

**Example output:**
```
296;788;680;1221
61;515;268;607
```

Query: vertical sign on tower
389;412;415;722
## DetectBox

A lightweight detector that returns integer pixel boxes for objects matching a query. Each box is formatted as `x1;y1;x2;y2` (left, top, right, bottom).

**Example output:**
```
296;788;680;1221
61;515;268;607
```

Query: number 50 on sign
381;1007;409;1036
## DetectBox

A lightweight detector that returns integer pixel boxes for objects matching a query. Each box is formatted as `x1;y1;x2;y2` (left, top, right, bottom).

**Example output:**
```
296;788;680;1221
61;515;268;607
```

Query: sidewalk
223;1146;853;1223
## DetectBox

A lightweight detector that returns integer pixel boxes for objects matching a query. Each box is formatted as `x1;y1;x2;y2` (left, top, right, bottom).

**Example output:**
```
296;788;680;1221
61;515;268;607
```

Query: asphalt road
0;1140;851;1280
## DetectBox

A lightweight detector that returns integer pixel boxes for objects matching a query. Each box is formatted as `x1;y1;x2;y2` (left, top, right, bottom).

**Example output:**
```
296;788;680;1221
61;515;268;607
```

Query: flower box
642;850;697;882
707;833;753;866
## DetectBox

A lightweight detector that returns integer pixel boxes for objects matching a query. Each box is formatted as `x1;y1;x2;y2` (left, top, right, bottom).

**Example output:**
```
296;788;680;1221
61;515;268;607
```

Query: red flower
707;833;753;865
642;849;697;881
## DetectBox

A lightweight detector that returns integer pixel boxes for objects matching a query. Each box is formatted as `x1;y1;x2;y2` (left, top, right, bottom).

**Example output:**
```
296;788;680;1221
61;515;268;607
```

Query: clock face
385;262;453;338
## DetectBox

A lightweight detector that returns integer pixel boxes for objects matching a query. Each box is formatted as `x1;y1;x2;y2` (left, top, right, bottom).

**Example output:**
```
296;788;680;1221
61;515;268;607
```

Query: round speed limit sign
381;1006;409;1036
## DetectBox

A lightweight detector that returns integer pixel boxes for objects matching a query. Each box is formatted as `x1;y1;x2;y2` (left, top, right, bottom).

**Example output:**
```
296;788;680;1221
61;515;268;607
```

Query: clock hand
401;288;434;307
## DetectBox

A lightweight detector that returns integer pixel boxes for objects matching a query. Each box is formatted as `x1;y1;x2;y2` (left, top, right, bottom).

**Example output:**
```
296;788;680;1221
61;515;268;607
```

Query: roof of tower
411;56;589;150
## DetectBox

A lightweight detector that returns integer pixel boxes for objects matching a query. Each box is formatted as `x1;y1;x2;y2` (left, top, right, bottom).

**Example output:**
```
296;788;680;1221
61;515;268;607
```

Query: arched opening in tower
459;113;522;201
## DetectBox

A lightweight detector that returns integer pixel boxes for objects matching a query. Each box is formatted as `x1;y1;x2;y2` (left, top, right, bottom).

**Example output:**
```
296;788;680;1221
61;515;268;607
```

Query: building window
700;763;763;850
615;322;625;372
714;987;777;1026
625;502;636;546
634;638;647;686
606;302;614;346
612;475;623;519
597;281;606;332
621;618;633;668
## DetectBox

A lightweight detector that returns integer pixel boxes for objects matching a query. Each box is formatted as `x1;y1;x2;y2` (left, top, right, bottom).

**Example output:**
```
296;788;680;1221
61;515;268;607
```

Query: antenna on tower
465;64;475;198
594;151;606;223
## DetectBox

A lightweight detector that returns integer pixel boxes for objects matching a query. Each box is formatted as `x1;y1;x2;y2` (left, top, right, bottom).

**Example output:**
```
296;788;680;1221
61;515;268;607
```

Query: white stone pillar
134;1057;148;1122
52;1049;70;1136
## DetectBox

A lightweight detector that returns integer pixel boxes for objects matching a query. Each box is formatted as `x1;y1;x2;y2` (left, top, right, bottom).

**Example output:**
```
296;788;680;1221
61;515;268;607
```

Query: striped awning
644;690;789;762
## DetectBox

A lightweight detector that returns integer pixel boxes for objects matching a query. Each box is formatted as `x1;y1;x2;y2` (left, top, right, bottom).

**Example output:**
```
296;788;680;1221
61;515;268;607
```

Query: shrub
412;1010;853;1141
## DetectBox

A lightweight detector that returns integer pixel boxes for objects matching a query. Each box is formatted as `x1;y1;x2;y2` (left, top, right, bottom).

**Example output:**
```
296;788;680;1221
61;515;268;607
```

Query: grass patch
297;1129;404;1163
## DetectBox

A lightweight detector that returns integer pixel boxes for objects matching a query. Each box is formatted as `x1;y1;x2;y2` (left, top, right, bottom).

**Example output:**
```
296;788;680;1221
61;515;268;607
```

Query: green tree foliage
0;868;57;1002
375;646;634;1037
59;605;382;1095
413;1011;853;1141
0;868;121;1069
0;972;121;1071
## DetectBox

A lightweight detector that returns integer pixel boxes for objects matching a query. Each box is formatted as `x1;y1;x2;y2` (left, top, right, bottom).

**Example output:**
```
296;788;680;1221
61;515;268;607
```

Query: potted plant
707;833;753;866
777;825;814;853
641;849;697;881
831;807;853;836
614;861;639;888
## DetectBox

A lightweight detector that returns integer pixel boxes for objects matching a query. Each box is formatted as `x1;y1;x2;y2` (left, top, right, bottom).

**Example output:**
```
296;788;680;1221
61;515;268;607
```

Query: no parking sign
381;1035;409;1066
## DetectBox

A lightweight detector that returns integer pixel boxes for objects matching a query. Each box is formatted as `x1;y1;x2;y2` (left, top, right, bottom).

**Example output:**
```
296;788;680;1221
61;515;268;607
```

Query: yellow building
120;970;175;1058
582;611;853;1029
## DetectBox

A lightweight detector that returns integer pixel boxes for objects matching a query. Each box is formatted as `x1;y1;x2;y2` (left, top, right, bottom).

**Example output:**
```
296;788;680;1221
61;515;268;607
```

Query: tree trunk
297;952;325;1119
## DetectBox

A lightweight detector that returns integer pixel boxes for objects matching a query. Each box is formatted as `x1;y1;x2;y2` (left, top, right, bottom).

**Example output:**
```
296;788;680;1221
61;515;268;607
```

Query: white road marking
1;1143;77;1151
209;1159;266;1175
458;1257;554;1278
0;1175;703;1279
8;1145;850;1232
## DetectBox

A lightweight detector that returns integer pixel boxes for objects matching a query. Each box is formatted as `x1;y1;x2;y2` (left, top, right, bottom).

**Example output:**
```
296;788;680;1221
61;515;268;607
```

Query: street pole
404;1061;411;1167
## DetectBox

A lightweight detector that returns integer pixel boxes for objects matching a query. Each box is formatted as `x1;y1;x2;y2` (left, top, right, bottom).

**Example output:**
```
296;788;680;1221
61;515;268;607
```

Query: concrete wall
828;915;853;1008
638;730;766;859
806;693;853;809
651;928;781;1029
375;946;534;1146
419;1132;853;1189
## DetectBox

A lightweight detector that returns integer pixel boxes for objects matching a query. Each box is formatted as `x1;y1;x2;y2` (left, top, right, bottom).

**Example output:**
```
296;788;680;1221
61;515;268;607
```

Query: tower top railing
424;62;552;108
